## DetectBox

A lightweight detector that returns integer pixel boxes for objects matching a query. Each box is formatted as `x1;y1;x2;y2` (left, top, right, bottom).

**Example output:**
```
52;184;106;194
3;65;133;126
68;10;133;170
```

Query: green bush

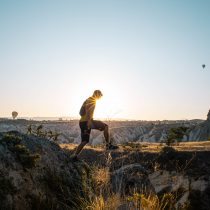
166;126;188;146
0;134;21;146
1;134;40;168
27;124;60;141
13;144;40;168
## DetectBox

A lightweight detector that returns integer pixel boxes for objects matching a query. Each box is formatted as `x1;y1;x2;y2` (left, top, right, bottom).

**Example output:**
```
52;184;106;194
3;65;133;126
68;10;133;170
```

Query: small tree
166;126;188;146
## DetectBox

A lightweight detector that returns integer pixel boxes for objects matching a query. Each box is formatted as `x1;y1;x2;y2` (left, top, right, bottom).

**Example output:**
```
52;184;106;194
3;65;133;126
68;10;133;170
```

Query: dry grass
84;165;122;210
85;191;179;210
127;193;174;210
86;194;121;210
60;141;210;154
92;167;110;187
60;142;199;209
175;141;210;151
61;144;104;152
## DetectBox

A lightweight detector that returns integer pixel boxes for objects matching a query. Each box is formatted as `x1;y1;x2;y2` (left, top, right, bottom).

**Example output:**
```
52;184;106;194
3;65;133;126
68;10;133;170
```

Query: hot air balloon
12;111;18;119
202;64;206;69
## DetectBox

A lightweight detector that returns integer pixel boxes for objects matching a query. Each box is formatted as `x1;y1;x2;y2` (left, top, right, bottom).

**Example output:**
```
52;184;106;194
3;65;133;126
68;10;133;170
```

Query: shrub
1;134;40;168
166;126;188;146
86;193;121;210
13;144;40;168
91;166;110;195
0;134;21;147
127;192;176;210
27;125;60;141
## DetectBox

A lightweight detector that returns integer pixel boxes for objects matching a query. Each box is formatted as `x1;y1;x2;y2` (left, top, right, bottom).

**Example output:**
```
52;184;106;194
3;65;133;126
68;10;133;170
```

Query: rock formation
0;131;90;210
188;109;210;141
1;110;210;143
111;163;155;196
207;109;210;121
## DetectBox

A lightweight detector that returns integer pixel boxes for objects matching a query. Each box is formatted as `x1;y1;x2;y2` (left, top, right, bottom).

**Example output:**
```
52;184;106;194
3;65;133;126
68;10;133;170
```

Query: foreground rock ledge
0;131;90;210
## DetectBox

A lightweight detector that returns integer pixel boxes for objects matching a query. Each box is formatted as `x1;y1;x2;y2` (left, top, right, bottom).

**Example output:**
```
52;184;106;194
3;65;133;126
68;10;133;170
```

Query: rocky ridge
0;131;90;210
0;110;209;144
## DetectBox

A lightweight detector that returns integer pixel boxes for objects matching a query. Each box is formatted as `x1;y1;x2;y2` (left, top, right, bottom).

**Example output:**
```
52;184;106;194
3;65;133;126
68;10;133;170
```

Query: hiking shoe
106;144;119;150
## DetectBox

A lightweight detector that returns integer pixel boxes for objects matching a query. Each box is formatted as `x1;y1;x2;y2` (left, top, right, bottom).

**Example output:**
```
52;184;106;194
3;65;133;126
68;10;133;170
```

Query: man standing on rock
72;90;118;160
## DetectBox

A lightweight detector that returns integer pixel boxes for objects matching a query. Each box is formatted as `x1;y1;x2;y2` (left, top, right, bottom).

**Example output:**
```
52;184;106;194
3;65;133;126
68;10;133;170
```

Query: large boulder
111;163;155;196
149;170;210;209
0;131;91;210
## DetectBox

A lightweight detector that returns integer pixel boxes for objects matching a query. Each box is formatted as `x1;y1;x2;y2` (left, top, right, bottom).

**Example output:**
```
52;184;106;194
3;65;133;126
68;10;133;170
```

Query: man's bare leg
104;125;118;150
74;141;88;157
104;125;110;147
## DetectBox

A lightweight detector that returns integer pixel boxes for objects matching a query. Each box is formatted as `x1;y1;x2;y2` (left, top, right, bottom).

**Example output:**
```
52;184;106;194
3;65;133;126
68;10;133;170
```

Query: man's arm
86;99;95;128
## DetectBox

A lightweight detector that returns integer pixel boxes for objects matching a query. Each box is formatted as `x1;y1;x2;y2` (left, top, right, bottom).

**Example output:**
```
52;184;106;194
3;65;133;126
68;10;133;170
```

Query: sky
0;0;210;120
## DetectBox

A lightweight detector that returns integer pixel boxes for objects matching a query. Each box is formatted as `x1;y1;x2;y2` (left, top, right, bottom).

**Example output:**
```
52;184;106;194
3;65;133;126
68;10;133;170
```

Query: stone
111;163;155;196
0;131;91;210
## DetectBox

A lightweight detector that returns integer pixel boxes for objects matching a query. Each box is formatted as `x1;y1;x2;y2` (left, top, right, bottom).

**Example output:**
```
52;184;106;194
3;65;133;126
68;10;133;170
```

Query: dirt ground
60;141;210;177
60;141;210;153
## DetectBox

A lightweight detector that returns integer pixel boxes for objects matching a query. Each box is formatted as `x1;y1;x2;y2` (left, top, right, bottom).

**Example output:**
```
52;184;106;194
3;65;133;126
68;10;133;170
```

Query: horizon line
0;116;206;122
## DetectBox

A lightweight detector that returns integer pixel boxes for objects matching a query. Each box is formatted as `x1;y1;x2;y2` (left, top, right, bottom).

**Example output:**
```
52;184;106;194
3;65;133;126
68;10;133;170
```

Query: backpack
79;100;87;116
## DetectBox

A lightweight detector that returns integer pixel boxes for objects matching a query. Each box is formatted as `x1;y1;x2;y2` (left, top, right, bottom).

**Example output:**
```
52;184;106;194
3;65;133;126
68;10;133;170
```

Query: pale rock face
207;109;210;121
188;110;210;141
149;170;209;206
188;127;202;140
73;135;81;144
111;163;155;196
149;171;190;194
190;179;209;192
91;133;104;145
1;110;210;144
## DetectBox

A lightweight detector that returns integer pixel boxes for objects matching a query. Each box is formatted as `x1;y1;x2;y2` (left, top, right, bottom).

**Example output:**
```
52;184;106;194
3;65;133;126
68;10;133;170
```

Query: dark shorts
79;120;107;142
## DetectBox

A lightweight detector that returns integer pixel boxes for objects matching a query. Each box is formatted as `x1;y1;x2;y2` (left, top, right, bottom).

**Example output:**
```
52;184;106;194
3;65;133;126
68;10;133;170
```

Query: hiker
72;90;118;159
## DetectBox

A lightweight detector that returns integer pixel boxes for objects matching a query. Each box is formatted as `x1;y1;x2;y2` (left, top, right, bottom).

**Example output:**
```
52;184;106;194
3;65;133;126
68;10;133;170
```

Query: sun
94;93;123;120
71;69;126;120
72;85;124;120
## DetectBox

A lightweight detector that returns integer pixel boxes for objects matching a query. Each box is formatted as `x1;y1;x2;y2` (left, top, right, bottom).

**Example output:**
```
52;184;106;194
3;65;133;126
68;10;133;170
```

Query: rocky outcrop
207;110;210;121
78;145;210;209
0;115;209;144
0;131;91;210
111;163;155;196
187;110;210;141
149;170;210;209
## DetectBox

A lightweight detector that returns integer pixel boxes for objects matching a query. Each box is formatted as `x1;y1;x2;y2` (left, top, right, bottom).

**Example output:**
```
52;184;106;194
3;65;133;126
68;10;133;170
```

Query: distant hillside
0;111;210;144
187;109;210;141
